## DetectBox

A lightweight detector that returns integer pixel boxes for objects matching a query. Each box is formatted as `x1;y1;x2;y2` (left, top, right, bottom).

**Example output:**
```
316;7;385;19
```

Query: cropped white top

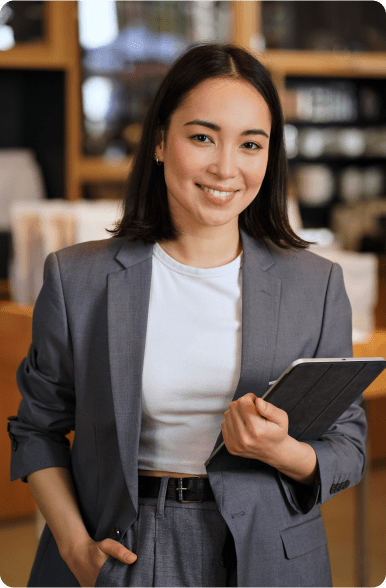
138;242;243;475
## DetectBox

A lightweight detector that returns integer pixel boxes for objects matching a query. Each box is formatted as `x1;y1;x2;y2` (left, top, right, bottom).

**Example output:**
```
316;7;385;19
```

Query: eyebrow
183;119;270;139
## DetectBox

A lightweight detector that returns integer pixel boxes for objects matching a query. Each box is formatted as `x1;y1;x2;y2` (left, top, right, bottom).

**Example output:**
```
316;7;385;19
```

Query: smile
196;184;237;197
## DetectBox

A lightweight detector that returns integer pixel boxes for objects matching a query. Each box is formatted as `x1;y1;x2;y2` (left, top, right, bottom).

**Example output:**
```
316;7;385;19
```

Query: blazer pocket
280;515;328;559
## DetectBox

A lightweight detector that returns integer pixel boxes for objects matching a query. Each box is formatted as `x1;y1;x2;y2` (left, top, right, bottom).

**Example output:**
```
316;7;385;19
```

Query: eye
191;134;212;143
242;141;261;150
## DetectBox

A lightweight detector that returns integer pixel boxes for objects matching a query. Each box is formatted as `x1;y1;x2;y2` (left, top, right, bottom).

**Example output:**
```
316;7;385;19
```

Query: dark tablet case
263;359;386;441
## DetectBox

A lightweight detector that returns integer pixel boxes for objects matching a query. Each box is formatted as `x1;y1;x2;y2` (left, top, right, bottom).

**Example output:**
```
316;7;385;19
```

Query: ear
155;128;165;163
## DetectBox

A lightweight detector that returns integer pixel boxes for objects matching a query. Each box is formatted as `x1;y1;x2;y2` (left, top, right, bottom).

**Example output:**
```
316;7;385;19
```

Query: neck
158;226;243;269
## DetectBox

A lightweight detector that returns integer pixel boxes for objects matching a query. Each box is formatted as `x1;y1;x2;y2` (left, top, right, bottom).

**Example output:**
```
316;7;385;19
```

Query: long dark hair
108;42;309;249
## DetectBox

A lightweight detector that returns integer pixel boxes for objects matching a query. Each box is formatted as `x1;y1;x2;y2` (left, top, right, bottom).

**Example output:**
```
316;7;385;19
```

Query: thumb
255;397;287;427
98;538;137;564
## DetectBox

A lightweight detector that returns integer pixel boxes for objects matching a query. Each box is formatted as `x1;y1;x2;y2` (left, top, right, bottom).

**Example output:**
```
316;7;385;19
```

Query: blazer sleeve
8;252;75;483
278;262;367;514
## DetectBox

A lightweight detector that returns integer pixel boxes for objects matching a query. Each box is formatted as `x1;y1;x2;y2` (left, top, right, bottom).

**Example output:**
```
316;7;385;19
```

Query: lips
196;184;237;197
196;183;238;205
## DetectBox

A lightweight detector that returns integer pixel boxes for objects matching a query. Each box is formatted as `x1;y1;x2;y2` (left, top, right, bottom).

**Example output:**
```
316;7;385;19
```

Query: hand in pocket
65;537;137;587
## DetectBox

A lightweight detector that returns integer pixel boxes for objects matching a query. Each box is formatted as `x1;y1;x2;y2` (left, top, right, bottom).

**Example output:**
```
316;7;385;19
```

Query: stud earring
154;152;163;166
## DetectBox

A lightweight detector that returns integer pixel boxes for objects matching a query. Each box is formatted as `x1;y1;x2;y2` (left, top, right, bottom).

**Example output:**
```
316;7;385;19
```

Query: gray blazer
8;229;366;587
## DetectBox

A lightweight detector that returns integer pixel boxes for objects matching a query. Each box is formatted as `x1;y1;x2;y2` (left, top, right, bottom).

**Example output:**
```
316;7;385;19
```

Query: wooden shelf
0;2;77;70
76;157;133;183
0;44;69;70
259;50;386;78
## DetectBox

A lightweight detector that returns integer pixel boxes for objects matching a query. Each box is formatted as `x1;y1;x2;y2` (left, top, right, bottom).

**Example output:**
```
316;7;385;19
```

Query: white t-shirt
138;242;242;475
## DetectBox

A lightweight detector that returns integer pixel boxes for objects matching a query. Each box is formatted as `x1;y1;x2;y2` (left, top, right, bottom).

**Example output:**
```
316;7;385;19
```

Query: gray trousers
95;477;237;587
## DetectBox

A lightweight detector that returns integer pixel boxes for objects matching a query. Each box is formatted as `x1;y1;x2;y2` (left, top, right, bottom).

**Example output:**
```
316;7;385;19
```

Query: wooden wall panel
0;304;35;520
0;304;75;521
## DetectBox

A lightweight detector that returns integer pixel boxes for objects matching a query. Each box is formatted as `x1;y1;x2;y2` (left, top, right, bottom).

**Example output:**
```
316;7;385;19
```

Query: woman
8;43;366;588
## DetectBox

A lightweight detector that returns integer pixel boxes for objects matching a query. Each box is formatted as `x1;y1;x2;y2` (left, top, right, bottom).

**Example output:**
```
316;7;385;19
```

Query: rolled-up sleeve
8;252;75;483
279;262;367;513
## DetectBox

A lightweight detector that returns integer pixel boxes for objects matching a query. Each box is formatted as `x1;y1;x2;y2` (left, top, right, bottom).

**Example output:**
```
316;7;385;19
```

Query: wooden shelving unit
0;0;385;199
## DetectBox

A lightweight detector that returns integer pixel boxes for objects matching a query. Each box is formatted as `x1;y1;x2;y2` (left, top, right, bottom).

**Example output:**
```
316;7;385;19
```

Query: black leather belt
138;475;236;569
138;475;215;503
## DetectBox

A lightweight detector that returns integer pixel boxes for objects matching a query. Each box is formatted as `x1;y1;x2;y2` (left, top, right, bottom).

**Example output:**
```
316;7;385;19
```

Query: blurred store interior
0;1;386;586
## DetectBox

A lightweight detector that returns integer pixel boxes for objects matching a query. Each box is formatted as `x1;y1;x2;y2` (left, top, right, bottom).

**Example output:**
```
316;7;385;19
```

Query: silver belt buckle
175;478;202;503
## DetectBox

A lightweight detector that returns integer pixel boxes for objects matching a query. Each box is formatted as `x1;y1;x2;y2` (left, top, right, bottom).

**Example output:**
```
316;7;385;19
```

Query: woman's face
156;76;271;235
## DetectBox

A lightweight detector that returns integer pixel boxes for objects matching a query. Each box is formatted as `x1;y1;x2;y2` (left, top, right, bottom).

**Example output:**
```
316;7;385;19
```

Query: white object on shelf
308;242;378;344
283;124;299;159
298;128;326;158
9;199;122;304
0;149;45;231
295;164;335;206
339;167;364;203
337;128;366;157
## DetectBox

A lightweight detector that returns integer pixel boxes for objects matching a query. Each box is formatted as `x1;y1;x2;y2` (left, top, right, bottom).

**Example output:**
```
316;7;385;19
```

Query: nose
207;144;238;180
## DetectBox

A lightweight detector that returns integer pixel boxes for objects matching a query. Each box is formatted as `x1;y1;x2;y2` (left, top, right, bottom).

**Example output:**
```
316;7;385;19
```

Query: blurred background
0;1;385;586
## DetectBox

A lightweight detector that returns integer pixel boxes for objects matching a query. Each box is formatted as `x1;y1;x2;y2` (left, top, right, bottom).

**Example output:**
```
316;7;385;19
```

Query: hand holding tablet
206;357;386;467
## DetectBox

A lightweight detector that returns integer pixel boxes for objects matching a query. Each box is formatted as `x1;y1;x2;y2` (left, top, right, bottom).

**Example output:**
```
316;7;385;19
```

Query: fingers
222;395;259;455
227;394;288;433
97;538;137;564
224;395;260;447
228;394;260;430
254;397;288;429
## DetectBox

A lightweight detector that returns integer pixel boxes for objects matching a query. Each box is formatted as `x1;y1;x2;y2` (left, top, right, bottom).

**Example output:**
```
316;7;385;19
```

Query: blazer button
111;526;121;541
330;484;337;494
343;480;350;489
8;432;18;451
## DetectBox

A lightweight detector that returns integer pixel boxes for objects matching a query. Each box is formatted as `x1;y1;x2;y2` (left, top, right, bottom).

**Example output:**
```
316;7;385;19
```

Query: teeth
199;185;234;197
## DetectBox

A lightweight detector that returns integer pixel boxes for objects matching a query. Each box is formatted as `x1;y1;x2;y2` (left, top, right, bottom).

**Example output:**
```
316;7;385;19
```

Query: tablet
205;357;386;467
262;357;386;441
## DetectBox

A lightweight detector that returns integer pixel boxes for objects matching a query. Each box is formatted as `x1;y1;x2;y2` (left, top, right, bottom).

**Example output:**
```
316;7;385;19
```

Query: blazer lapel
235;230;282;399
107;232;282;488
210;230;282;458
107;239;154;511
